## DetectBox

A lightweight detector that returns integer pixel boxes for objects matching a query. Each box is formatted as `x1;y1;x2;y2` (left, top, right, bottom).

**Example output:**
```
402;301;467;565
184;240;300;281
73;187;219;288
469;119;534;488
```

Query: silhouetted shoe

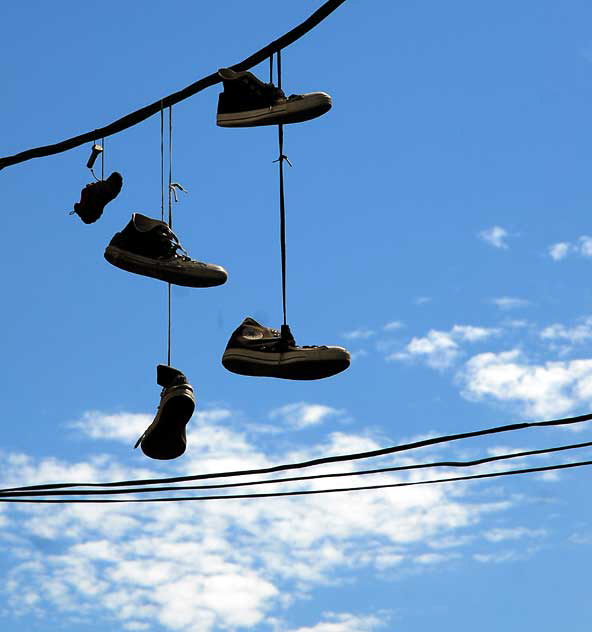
72;171;123;224
216;68;332;127
135;364;196;460
222;317;350;380
104;213;228;287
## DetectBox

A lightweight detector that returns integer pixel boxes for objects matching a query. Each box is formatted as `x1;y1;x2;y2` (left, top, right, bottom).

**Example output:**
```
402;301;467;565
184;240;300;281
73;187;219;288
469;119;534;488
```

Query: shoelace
155;225;192;261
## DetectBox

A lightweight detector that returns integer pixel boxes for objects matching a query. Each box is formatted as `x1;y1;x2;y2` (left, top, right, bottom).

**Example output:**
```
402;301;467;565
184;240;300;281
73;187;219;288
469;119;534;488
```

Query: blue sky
2;0;592;630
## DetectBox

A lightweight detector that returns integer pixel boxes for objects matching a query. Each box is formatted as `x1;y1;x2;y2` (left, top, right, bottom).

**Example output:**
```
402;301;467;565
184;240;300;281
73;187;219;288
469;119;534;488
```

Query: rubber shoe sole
104;245;227;288
222;346;350;380
140;384;195;460
217;92;332;127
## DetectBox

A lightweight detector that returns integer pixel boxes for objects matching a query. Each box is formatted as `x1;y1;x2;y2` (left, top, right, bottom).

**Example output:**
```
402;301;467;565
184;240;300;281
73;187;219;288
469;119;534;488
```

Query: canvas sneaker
134;364;195;460
222;317;350;380
216;68;332;127
104;213;228;287
72;171;123;224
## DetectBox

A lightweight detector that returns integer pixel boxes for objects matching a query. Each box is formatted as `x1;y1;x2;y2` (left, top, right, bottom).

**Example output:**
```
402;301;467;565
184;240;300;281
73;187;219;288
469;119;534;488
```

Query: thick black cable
0;0;348;171
0;459;590;504
2;413;592;494
2;439;591;498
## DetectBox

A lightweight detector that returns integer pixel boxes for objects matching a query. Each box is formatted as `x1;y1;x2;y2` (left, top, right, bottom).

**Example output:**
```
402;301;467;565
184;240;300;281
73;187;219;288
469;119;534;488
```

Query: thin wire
168;106;173;229
160;103;164;222
167;106;173;366
2;411;592;494
276;50;288;326
1;459;591;504
2;439;591;499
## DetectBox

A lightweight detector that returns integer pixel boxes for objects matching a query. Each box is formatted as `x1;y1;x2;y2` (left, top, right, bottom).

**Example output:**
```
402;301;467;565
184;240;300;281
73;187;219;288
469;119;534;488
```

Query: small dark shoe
216;68;332;128
72;171;123;224
135;364;196;460
222;317;350;380
104;213;228;287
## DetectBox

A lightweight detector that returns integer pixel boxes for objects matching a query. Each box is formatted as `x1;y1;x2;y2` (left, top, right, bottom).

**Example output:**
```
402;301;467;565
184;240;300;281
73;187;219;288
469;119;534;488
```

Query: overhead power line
0;0;347;171
0;459;590;504
1;411;591;497
0;438;591;499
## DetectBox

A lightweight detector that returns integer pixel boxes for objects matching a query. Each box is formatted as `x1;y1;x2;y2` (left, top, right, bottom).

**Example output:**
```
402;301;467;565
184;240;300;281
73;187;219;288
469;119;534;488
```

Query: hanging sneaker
135;364;196;460
71;171;123;224
216;68;332;127
104;213;228;287
222;317;350;380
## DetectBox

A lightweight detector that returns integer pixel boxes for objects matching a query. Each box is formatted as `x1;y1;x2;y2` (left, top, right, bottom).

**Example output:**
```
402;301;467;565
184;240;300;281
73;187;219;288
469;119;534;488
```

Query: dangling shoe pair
216;69;347;378
136;319;349;462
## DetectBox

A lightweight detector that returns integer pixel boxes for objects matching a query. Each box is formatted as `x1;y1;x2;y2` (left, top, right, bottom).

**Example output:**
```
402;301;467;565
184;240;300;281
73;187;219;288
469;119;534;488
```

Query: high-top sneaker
216;68;332;127
104;213;228;287
222;317;350;380
72;171;123;224
135;364;196;460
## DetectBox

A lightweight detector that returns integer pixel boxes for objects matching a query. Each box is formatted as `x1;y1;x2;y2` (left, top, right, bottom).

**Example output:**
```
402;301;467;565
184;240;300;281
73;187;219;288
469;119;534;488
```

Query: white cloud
579;236;592;256
390;325;499;369
459;349;592;418
342;329;375;340
383;321;404;331
483;527;547;542
472;550;535;564
0;409;522;632
540;317;592;345
287;612;387;632
479;226;509;249
269;403;342;429
490;297;530;310
547;236;592;260
549;242;571;261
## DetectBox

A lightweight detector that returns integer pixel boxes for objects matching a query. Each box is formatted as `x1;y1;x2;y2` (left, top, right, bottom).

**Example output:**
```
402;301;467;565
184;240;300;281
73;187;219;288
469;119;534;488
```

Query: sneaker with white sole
104;213;228;287
71;171;123;224
134;364;195;460
216;68;332;127
222;317;350;380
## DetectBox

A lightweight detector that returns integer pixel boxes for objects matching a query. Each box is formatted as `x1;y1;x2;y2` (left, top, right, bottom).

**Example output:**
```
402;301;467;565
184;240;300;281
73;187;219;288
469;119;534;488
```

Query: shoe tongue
157;364;187;387
240;317;279;340
242;317;262;327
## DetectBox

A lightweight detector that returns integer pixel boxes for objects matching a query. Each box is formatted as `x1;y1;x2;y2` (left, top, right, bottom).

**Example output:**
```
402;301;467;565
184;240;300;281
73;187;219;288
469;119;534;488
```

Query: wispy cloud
490;297;530;310
287;612;388;632
479;226;509;249
390;325;499;369
459;349;592;418
540;316;592;345
483;527;547;542
548;242;571;261
269;402;342;429
383;321;404;331
548;236;592;260
342;328;375;340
